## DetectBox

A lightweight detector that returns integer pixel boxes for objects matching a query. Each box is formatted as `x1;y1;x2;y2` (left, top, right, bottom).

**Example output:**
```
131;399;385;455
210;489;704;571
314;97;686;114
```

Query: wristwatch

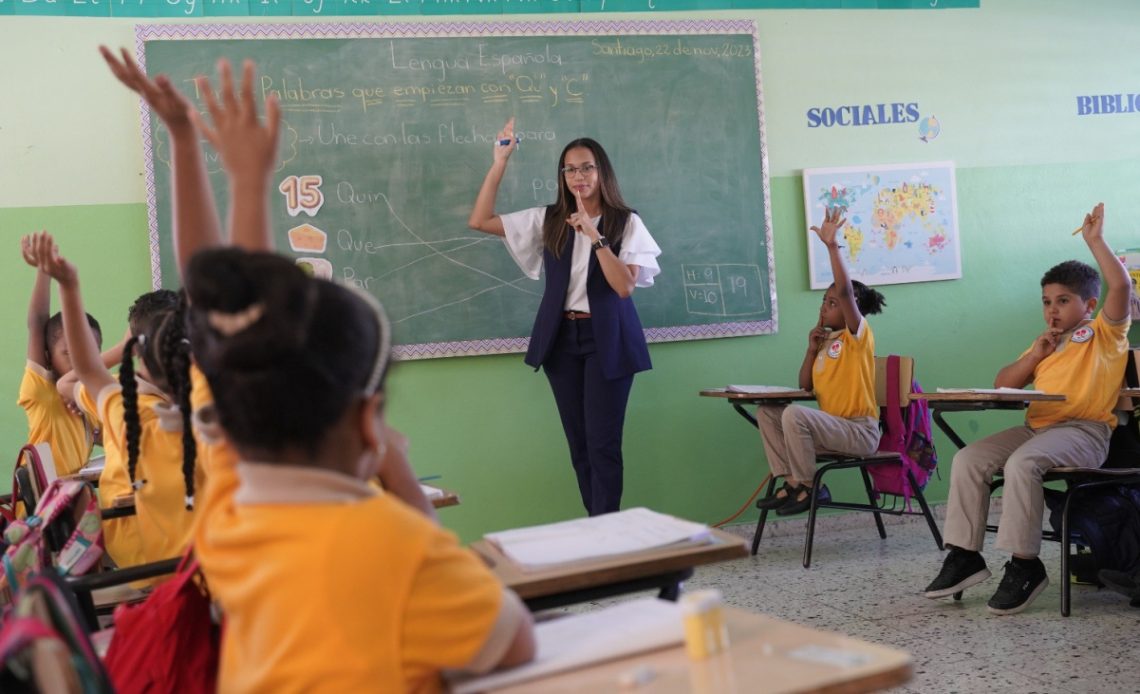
591;236;610;251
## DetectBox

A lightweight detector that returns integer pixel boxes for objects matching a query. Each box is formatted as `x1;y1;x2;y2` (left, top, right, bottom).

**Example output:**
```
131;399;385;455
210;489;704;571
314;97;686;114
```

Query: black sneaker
923;548;991;599
1097;569;1139;600
775;484;830;516
756;482;795;510
987;559;1049;615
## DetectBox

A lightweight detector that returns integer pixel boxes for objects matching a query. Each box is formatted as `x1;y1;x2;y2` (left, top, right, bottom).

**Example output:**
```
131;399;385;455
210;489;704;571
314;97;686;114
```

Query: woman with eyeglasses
468;118;661;516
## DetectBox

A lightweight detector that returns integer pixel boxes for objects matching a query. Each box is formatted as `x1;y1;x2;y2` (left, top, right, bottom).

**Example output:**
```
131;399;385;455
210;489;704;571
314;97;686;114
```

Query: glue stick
681;590;729;660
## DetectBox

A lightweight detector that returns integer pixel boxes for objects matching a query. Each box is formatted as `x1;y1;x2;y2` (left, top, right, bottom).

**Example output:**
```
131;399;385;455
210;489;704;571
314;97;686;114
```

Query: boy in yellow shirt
17;235;102;477
925;203;1132;615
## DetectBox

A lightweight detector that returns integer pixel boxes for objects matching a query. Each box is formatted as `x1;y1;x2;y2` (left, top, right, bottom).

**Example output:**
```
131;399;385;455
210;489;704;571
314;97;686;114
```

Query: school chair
751;355;944;568
983;349;1140;616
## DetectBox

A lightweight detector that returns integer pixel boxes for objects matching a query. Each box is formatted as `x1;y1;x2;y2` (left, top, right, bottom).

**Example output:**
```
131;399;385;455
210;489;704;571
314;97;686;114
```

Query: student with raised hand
753;207;887;516
17;232;103;477
186;248;535;691
468;118;661;516
102;48;437;520
29;234;198;569
924;203;1132;615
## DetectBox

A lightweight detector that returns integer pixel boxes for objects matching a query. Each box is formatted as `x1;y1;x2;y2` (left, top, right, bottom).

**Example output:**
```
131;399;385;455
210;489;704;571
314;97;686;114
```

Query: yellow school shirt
17;361;97;476
81;382;198;567
195;462;508;693
1026;311;1131;429
811;318;878;419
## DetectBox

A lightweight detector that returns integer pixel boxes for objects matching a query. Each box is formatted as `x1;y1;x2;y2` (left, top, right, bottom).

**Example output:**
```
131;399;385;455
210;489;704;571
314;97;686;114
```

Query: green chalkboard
140;20;776;358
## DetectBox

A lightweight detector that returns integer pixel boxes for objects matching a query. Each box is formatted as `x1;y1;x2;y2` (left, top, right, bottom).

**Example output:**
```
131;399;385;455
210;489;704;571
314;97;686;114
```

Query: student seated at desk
17;236;104;478
754;207;887;516
187;249;535;692
94;49;536;690
924;203;1131;615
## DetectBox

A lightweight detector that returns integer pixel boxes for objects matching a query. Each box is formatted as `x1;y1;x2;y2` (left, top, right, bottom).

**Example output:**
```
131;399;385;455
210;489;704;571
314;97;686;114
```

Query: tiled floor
571;510;1140;693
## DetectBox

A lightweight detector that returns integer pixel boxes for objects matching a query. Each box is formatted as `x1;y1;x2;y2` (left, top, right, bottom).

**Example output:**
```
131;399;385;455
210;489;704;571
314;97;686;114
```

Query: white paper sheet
448;598;684;694
485;507;711;570
726;384;801;394
935;387;1046;395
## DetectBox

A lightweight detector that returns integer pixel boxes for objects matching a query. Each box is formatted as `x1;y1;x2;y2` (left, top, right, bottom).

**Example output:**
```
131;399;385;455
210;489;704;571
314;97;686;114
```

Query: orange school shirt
1026;311;1131;429
18;361;97;476
80;382;198;567
811;319;878;419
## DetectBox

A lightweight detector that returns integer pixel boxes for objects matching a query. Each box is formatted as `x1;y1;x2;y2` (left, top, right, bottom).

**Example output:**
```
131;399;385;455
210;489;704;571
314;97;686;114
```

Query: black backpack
1046;486;1140;578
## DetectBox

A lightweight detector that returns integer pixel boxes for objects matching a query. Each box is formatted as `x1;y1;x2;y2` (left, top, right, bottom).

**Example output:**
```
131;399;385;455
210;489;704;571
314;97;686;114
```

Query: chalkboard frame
136;19;778;359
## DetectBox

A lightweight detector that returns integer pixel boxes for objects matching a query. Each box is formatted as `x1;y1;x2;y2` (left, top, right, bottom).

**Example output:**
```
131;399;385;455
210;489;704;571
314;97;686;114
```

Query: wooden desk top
489;607;912;694
910;391;1065;403
431;487;460;509
700;388;815;402
471;528;748;601
106;488;459;509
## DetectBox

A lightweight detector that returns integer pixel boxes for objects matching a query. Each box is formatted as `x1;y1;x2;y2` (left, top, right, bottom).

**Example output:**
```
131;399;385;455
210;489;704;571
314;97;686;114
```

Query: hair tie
131;479;147;491
207;303;265;337
136;334;147;347
184;495;195;511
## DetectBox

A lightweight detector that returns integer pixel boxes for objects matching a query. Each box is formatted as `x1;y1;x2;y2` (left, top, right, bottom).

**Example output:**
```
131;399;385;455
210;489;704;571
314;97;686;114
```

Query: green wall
2;1;1139;542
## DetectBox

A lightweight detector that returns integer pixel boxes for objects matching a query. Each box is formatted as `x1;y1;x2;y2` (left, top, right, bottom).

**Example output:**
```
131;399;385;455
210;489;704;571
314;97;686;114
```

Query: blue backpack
869;355;938;503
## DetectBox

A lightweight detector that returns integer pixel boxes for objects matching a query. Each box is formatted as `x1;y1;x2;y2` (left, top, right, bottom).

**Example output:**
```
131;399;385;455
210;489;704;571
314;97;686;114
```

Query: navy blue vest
524;215;653;380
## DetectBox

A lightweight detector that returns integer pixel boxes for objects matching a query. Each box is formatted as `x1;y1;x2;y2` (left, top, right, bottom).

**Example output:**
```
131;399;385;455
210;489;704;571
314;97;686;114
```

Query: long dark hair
541;138;633;257
185;248;388;459
119;287;194;503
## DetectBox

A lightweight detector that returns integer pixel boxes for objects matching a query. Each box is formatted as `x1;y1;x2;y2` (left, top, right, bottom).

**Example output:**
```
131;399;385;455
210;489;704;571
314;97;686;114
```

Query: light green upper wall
1;1;1138;542
4;1;1140;207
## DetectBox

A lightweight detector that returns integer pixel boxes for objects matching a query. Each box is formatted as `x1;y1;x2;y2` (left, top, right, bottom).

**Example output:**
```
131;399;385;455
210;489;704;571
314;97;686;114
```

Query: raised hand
192;59;281;181
810;206;847;249
30;232;78;290
100;46;194;133
1080;202;1105;243
566;188;601;242
20;233;40;268
493;117;516;164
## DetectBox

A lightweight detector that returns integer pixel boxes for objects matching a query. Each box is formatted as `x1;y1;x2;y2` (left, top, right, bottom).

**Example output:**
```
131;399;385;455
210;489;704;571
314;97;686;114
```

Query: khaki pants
756;404;880;484
942;420;1111;557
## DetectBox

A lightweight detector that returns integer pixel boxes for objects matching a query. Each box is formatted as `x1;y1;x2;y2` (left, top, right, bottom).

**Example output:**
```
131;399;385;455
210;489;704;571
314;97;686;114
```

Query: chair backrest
1116;348;1140;411
874;355;914;408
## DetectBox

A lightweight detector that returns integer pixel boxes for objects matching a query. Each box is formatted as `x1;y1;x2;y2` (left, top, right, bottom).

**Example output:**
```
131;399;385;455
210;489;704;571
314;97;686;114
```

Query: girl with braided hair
30;232;199;570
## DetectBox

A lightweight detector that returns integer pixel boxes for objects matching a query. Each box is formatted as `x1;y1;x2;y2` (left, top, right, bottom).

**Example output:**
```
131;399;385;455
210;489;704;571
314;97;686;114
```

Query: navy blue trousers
543;318;634;516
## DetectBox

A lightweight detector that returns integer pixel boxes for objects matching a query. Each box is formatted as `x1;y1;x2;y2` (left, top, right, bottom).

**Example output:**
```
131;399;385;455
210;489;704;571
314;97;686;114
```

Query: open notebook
726;384;802;394
447;598;684;693
485;507;711;570
936;387;1046;395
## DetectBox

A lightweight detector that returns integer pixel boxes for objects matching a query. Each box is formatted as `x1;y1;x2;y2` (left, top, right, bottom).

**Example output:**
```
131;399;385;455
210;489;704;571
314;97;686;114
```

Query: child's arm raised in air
811;206;863;334
192;59;280;253
1081;202;1131;322
21;234;52;370
467;117;516;237
30;233;116;397
101;46;222;280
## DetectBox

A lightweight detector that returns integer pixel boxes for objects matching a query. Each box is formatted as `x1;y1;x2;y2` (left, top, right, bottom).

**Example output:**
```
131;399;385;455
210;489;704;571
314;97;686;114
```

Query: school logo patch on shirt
827;339;843;359
1071;326;1094;344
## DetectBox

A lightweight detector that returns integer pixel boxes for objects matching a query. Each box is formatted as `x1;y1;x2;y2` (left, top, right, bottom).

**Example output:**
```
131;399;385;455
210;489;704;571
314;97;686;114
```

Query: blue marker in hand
499;135;520;147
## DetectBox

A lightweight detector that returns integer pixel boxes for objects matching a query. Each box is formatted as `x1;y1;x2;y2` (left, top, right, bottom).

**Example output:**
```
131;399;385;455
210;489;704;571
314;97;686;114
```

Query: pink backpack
1;479;104;603
868;355;938;503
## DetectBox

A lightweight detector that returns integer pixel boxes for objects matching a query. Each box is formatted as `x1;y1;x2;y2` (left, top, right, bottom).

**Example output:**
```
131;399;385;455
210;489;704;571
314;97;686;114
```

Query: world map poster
803;161;961;290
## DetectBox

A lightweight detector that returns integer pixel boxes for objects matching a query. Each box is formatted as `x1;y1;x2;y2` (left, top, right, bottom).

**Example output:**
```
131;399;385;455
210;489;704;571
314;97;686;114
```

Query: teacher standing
468;118;662;516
